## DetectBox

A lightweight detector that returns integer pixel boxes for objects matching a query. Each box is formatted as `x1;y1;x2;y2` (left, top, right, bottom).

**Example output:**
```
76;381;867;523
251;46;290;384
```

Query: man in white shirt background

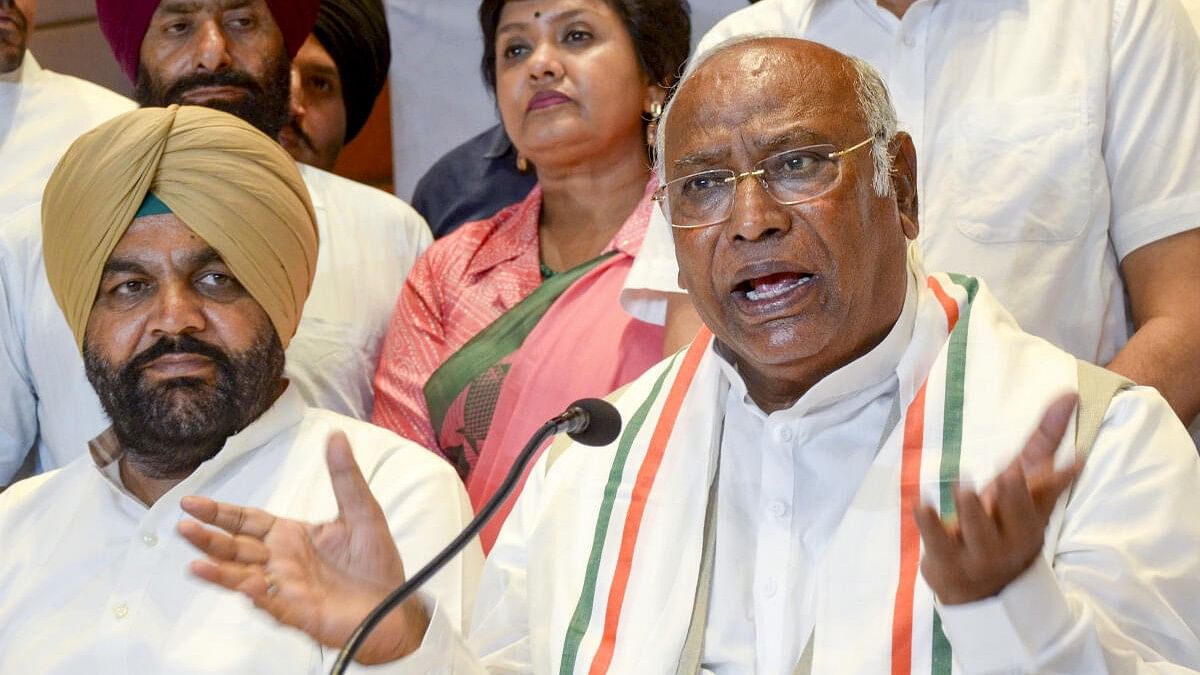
279;0;391;174
0;0;435;484
0;0;134;217
0;105;479;674
626;0;1200;442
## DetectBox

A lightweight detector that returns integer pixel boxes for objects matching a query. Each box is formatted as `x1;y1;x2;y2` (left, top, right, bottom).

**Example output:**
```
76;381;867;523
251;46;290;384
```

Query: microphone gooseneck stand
330;399;621;674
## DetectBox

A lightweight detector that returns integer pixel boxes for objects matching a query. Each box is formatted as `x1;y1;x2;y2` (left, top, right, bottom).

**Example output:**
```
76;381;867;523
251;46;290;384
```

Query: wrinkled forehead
663;41;863;174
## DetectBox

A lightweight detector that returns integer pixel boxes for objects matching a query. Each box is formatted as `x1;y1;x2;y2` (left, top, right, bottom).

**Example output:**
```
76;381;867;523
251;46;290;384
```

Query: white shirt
0;165;432;483
0;53;135;217
703;275;916;674
0;384;481;674
624;0;1200;366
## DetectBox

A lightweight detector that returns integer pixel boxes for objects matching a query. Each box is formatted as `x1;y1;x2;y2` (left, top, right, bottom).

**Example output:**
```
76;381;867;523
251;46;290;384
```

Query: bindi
534;11;541;18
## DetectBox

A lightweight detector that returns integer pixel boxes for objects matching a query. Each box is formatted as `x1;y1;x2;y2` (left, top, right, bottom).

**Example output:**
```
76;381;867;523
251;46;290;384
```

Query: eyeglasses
653;136;875;229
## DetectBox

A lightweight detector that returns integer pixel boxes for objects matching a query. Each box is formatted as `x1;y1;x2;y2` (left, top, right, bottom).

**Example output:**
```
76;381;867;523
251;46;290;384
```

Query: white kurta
0;165;431;483
624;0;1200;368
0;53;135;218
394;266;1200;674
703;275;915;674
0;384;481;674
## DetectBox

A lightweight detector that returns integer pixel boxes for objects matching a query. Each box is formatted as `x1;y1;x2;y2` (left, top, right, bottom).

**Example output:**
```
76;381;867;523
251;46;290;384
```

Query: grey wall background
28;1;131;97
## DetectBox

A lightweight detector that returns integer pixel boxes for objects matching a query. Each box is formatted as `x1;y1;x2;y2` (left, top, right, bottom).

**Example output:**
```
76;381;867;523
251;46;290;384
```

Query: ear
644;80;668;117
889;131;919;240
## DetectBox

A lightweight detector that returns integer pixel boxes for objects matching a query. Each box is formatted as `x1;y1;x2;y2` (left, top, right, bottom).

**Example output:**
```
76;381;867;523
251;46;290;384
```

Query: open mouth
733;271;815;302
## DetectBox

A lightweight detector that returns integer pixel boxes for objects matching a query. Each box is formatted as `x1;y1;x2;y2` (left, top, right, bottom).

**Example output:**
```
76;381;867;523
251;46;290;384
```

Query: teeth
745;275;810;301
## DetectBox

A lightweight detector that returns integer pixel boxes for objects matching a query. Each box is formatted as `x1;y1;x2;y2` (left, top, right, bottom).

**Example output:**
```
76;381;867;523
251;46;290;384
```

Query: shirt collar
0;51;38;85
88;381;308;483
715;256;919;419
466;184;543;277
482;123;517;160
466;176;657;277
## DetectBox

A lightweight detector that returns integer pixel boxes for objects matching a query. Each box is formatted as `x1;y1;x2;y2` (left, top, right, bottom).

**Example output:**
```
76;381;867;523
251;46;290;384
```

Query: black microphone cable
330;398;621;673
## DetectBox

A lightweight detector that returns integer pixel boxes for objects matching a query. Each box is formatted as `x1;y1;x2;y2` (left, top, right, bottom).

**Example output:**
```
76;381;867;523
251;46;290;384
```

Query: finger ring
264;574;279;598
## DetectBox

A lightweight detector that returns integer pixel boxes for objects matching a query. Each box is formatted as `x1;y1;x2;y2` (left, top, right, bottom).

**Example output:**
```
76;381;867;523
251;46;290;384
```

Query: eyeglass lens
666;145;841;228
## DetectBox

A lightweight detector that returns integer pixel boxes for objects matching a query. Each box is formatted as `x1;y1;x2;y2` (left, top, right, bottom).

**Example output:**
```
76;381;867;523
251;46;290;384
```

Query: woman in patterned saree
372;0;694;548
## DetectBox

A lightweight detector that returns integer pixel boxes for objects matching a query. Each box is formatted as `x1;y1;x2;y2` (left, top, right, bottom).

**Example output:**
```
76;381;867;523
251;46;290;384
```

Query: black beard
133;54;292;139
83;331;286;479
0;0;29;75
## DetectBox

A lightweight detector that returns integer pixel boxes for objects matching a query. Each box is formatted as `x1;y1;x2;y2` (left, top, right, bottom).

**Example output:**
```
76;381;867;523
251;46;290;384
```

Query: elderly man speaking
180;39;1200;673
0;106;479;674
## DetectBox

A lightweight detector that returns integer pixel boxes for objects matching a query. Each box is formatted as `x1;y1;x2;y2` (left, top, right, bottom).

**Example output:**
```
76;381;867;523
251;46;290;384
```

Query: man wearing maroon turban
96;0;318;139
0;0;433;484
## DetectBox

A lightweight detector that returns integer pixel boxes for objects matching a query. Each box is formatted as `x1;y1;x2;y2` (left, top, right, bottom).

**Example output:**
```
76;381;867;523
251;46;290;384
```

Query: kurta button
902;35;916;48
113;603;128;619
768;501;788;518
776;427;794;442
142;533;158;547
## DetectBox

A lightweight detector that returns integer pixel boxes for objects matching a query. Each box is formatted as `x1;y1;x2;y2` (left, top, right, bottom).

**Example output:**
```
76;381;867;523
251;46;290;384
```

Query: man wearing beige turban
0;106;480;674
0;0;432;485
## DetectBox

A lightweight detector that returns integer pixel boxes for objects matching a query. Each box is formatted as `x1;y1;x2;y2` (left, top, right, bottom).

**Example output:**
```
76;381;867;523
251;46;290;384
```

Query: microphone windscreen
566;398;622;447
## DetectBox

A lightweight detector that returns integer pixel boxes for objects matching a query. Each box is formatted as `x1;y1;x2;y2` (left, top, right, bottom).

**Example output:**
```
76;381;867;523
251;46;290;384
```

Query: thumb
326;431;387;527
1019;392;1079;472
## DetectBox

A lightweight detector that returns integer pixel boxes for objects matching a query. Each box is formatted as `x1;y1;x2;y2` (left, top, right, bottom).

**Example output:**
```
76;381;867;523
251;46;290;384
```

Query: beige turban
41;105;319;352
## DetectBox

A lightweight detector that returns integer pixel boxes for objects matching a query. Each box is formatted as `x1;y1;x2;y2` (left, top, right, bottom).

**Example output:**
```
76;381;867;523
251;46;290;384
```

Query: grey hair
847;56;898;196
655;37;899;197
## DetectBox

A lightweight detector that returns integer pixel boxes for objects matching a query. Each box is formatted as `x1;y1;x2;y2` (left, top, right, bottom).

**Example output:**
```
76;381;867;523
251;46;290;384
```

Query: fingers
991;464;1038;536
177;519;270;565
914;501;957;558
953;486;1001;552
181;495;276;539
189;558;260;594
326;431;387;526
1029;459;1084;516
1018;392;1078;471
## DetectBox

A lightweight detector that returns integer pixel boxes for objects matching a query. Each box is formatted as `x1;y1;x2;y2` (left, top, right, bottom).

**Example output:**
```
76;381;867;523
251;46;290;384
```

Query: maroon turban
97;0;321;84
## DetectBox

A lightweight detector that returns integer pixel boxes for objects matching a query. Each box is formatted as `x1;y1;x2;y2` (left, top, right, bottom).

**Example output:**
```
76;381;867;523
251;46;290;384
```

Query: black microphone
330;398;622;673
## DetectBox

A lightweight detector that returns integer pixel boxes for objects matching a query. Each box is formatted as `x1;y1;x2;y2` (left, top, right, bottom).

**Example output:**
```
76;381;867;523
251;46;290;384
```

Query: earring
516;154;529;173
648;101;663;121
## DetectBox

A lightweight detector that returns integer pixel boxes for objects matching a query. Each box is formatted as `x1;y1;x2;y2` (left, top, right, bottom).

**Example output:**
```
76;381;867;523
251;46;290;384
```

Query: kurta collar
0;51;38;86
88;382;309;496
465;184;543;277
716;251;919;418
465;177;656;277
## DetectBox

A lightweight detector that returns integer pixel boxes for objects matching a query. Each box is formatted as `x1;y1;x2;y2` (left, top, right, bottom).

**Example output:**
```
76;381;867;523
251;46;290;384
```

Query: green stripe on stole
559;356;679;675
932;273;980;675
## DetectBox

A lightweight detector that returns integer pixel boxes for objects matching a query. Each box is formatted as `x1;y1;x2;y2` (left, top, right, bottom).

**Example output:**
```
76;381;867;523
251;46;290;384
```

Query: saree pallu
423;250;664;550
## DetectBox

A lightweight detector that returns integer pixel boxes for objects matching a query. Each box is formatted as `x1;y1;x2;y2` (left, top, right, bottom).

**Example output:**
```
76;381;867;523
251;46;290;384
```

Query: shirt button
775;427;794;443
762;580;778;598
142;533;158;547
768;501;788;518
902;35;916;48
113;603;129;619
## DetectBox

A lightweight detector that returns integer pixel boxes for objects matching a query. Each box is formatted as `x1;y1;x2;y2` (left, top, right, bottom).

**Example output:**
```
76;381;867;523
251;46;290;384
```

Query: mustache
0;3;28;32
282;117;316;151
161;69;265;104
126;335;232;376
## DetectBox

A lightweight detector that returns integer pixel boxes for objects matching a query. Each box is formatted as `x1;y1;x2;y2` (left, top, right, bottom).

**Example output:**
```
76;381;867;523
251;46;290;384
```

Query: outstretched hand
178;431;428;665
915;392;1084;605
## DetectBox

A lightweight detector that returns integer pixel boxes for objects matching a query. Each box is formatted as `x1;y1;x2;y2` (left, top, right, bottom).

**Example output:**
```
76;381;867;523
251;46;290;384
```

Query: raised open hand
177;432;427;664
915;392;1084;605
